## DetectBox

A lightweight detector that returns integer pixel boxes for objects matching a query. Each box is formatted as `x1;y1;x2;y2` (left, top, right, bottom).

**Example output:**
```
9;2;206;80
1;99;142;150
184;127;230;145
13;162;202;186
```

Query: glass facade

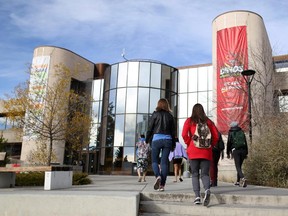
177;65;214;144
100;60;178;174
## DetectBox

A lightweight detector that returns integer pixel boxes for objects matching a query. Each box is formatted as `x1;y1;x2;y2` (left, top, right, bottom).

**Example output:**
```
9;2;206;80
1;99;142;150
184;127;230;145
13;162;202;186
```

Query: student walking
135;134;150;182
182;103;219;206
169;137;188;183
227;121;248;187
146;98;176;192
210;130;225;187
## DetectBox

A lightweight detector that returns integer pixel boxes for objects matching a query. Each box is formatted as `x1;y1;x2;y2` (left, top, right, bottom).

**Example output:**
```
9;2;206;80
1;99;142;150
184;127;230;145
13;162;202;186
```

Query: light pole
241;69;256;143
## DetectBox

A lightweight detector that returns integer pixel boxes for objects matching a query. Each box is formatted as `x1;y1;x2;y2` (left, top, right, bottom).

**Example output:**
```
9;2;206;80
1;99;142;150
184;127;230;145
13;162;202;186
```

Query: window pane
136;114;149;136
149;89;160;113
179;69;188;93
125;114;136;147
207;91;213;117
127;62;139;86
207;66;213;91
116;88;126;114
110;65;118;89
118;63;128;88
92;101;100;123
92;80;102;101
188;92;198;117
198;67;208;91
198;91;208;113
123;147;135;163
161;65;170;91
109;90;116;114
178;93;187;118
171;70;178;93
138;88;149;113
151;63;161;88
139;62;150;87
126;88;137;113
114;115;124;146
188;68;198;92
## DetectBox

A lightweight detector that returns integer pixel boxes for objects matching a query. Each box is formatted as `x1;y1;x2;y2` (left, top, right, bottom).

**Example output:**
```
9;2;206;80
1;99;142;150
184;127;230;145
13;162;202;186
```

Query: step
140;192;288;207
139;200;288;216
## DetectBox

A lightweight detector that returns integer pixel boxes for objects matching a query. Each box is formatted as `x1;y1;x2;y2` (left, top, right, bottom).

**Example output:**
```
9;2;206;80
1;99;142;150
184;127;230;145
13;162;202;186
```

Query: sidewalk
1;175;288;216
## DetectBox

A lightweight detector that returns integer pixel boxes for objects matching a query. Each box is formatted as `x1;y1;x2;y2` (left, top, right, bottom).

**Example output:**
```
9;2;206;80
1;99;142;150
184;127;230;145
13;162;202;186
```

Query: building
1;10;288;175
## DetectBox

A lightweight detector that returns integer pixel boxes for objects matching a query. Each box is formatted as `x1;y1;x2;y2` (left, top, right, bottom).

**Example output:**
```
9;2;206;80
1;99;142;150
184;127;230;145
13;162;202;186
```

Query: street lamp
241;69;256;143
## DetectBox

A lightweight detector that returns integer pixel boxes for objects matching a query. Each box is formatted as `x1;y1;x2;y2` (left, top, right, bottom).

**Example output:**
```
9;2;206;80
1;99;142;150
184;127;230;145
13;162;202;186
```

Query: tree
4;64;92;166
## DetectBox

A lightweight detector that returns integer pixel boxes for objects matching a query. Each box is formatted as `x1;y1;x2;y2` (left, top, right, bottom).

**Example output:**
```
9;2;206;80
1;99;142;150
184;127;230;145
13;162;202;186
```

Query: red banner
216;26;248;134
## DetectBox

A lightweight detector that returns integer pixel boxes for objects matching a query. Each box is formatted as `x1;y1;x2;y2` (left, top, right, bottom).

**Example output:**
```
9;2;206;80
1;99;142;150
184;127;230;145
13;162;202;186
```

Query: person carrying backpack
182;103;219;206
210;130;225;187
226;121;248;187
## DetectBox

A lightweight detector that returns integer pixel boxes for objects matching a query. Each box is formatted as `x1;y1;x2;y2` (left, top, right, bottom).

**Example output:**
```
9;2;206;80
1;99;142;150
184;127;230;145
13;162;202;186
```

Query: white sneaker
194;197;201;205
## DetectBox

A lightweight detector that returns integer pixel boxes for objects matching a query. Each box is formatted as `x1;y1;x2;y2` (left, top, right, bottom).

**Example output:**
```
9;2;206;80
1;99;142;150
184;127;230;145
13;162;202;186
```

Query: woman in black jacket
146;98;176;192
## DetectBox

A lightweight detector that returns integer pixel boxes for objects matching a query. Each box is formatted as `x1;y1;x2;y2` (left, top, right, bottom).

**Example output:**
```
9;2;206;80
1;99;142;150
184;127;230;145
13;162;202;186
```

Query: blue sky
0;0;287;98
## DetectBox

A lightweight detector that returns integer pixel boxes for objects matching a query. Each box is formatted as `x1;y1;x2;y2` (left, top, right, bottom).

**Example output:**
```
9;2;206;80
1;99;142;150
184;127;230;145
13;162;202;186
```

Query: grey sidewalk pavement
1;175;288;216
1;174;288;196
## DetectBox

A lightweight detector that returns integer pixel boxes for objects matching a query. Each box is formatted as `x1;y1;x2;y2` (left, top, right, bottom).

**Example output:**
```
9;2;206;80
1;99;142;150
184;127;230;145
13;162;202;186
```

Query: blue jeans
151;139;172;186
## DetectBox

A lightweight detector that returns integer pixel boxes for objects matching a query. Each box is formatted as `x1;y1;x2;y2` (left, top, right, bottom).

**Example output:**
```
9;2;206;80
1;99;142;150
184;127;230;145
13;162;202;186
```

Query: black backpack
232;130;246;150
215;132;225;151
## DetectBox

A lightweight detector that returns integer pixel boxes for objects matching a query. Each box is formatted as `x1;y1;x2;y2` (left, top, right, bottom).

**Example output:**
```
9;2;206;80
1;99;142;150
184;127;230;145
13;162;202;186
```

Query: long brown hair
190;103;208;124
155;98;171;112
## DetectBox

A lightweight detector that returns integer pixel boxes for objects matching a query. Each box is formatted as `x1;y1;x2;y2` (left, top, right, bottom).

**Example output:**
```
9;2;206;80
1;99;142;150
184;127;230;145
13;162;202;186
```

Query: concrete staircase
139;191;288;215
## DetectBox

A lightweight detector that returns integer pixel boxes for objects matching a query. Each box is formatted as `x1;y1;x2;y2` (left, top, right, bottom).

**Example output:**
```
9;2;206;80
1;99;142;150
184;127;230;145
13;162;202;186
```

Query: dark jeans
210;150;221;185
232;149;247;181
151;139;172;187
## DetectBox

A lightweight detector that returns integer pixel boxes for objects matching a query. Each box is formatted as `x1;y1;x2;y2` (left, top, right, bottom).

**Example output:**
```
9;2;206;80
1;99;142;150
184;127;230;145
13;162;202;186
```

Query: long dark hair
190;103;208;124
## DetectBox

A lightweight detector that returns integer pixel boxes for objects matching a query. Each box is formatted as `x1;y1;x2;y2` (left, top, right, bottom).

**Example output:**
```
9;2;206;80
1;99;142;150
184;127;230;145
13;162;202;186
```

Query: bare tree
4;64;92;165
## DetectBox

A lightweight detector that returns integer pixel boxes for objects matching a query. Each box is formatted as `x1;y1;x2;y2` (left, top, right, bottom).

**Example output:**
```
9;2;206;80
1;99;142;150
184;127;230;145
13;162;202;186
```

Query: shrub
15;172;91;186
73;172;92;185
244;114;288;188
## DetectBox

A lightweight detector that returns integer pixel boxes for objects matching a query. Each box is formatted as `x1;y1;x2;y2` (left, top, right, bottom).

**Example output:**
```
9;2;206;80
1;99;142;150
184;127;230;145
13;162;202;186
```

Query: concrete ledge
0;192;140;216
44;171;73;190
0;172;15;187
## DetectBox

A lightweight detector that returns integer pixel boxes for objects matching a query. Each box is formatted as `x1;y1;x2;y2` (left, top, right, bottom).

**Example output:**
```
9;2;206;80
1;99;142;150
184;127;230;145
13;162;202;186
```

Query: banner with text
216;26;248;134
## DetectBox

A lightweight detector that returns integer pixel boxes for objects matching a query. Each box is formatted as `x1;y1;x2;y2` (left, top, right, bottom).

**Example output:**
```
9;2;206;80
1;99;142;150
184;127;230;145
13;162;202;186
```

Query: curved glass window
126;88;138;113
127;62;139;86
118;63;128;88
116;88;126;114
138;88;149;113
114;114;124;147
149;89;160;113
101;60;178;174
110;65;118;89
151;63;161;88
139;62;150;87
124;114;136;146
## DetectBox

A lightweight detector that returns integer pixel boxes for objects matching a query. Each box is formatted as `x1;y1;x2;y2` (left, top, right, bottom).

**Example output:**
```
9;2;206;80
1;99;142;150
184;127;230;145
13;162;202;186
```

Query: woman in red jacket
182;103;218;206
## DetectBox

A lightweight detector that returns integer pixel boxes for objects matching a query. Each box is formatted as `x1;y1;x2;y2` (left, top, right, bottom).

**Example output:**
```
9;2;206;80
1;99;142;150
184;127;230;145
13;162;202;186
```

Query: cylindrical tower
212;10;273;134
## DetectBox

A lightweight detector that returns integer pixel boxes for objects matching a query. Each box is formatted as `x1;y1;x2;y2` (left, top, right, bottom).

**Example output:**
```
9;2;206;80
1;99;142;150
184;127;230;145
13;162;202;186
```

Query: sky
0;0;288;98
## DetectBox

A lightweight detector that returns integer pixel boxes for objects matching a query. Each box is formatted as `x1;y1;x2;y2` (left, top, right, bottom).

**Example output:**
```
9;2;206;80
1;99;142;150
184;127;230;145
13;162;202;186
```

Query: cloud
0;0;288;97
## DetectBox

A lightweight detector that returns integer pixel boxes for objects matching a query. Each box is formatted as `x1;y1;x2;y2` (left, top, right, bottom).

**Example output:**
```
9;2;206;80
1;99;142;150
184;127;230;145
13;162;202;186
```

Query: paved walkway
1;175;288;216
1;174;288;196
